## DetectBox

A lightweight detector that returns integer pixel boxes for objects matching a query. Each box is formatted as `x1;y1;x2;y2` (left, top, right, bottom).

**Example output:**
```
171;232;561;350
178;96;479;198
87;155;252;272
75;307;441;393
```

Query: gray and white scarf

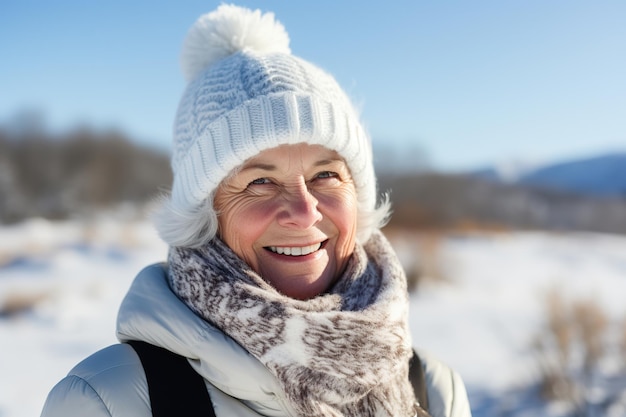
168;230;423;417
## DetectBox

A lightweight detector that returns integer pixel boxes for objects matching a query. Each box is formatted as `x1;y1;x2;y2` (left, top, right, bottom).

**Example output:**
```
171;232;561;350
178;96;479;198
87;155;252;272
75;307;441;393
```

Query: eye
248;177;271;186
315;171;338;180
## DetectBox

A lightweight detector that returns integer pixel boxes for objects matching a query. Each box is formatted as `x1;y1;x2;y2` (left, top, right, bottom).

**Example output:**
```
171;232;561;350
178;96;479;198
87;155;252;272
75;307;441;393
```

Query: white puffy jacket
41;264;472;417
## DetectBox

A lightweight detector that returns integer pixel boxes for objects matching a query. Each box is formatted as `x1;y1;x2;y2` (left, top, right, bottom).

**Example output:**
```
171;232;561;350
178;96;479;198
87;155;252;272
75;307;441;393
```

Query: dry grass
384;224;513;292
532;288;622;415
383;228;451;292
572;298;607;374
0;290;51;318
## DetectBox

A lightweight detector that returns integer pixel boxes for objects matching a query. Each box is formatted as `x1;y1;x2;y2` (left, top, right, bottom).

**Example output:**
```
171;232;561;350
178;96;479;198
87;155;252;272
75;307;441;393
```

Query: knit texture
168;230;420;417
163;5;378;245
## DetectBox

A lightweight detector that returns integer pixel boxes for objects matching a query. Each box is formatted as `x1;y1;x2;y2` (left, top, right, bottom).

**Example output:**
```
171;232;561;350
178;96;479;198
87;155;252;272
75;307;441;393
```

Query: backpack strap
127;340;216;417
409;350;430;413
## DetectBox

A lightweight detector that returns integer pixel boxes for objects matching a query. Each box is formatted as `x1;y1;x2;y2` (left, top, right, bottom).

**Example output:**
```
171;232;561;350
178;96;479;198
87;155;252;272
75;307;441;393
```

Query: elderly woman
41;5;471;417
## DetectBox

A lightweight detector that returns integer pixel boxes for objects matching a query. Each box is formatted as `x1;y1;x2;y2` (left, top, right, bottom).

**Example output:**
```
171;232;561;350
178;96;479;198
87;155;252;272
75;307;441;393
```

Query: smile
267;242;323;256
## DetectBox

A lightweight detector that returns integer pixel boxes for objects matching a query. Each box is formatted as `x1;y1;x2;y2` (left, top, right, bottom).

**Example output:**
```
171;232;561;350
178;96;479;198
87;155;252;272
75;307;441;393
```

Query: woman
41;5;471;417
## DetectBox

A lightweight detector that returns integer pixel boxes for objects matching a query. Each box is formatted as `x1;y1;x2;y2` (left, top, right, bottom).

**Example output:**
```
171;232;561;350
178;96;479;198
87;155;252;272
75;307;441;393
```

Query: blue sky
1;1;625;171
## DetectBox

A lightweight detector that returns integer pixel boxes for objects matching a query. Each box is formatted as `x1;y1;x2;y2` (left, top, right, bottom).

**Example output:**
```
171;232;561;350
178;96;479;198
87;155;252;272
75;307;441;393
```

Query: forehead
241;143;345;168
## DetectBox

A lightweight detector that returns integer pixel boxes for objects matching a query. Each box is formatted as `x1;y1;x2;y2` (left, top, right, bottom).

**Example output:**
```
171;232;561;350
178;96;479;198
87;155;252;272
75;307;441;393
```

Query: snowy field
1;218;626;417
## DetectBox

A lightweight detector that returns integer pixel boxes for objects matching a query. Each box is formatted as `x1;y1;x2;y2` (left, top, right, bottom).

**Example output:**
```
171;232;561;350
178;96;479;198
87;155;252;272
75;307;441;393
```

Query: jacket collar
116;263;297;416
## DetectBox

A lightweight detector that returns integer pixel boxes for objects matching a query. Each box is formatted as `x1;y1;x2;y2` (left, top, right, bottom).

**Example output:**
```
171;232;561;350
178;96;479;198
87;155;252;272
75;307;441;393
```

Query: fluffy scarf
168;230;424;417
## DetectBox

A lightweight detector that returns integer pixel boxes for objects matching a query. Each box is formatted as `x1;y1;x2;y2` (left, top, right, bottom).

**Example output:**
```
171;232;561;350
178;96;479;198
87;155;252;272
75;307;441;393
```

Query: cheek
216;196;278;257
317;187;358;254
318;187;358;231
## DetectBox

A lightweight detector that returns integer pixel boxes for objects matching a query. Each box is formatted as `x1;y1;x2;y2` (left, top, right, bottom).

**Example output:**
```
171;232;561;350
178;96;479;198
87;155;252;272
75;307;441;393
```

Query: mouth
265;240;327;257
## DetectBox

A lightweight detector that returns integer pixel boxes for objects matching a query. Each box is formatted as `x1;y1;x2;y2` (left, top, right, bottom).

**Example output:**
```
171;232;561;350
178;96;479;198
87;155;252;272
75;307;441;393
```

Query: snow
0;218;168;417
409;232;626;384
1;218;626;417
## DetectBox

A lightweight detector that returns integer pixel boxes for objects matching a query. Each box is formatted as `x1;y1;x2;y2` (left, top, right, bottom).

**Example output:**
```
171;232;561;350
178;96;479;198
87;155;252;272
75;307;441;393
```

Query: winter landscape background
1;122;626;417
3;2;626;415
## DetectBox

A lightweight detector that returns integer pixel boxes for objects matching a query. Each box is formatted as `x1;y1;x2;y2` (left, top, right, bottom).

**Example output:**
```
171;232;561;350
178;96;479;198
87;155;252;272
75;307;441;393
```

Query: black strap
127;341;216;417
409;350;430;413
129;340;428;416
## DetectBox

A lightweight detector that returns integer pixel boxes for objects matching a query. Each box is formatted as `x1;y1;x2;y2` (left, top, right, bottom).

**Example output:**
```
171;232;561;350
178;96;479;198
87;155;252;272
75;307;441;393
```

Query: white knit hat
156;4;383;247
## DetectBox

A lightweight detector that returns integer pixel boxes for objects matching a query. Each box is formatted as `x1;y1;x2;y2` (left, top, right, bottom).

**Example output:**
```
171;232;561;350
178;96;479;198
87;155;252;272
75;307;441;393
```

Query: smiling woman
40;4;471;417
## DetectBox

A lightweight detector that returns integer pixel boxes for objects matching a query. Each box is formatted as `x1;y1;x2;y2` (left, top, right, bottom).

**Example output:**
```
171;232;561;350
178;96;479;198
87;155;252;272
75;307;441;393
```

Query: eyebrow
241;162;276;172
241;158;345;172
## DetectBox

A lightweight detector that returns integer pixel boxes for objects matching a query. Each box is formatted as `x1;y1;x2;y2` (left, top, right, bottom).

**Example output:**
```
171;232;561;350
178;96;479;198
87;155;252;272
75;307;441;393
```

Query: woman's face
214;143;358;300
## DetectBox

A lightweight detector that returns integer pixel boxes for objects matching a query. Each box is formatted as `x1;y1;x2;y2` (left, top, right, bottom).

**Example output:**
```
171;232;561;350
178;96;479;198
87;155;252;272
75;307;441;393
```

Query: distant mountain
471;159;543;183
472;152;626;198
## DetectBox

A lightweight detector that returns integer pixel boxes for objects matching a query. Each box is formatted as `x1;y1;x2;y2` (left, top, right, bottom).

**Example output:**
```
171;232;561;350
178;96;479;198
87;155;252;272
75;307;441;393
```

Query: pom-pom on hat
155;4;383;247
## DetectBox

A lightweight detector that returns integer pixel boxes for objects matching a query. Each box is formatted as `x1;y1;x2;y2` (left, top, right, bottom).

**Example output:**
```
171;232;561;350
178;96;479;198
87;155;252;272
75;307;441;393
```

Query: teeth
269;243;322;256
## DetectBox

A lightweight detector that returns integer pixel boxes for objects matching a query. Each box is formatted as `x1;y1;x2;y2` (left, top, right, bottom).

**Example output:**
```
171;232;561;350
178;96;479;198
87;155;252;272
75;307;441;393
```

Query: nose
277;183;323;229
